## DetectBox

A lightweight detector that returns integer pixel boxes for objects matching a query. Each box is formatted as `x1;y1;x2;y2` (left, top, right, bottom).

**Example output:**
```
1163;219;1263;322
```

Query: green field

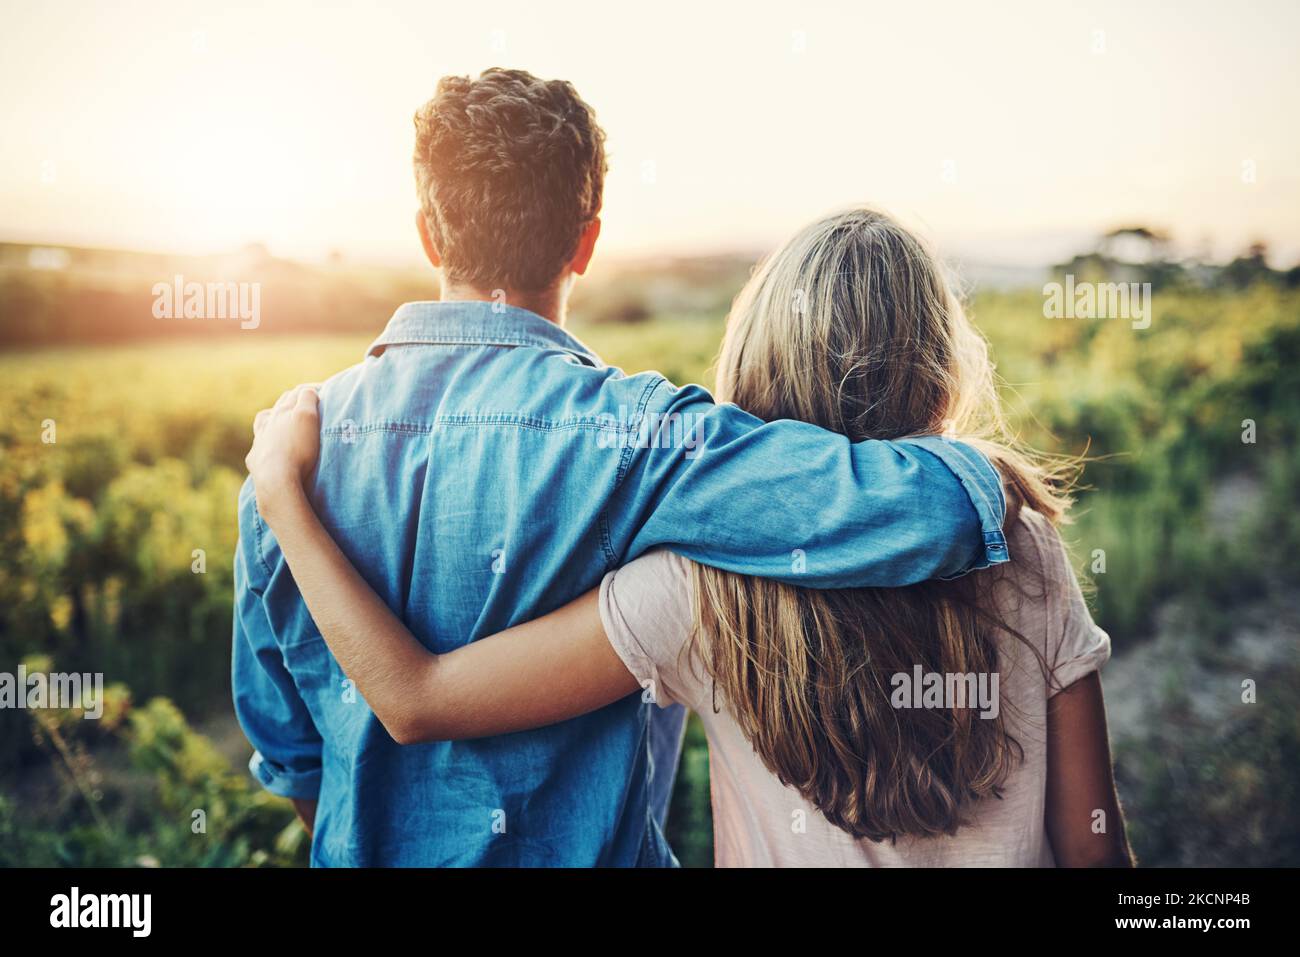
2;285;1299;867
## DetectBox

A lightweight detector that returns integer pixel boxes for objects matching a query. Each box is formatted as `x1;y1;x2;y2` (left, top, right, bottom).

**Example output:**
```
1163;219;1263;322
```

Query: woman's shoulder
599;548;699;708
624;546;694;583
1002;507;1112;687
601;548;696;646
983;507;1075;630
607;548;694;617
1002;506;1071;579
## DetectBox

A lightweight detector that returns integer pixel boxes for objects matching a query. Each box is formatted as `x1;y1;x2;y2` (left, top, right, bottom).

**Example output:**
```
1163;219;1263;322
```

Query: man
233;68;1008;866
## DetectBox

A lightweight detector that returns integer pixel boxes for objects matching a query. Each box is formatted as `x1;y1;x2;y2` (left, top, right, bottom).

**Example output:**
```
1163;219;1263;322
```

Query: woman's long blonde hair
691;207;1073;841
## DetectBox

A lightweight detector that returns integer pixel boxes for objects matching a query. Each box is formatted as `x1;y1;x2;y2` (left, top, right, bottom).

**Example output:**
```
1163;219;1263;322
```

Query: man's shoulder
554;363;678;415
314;359;369;413
492;344;683;410
319;337;704;425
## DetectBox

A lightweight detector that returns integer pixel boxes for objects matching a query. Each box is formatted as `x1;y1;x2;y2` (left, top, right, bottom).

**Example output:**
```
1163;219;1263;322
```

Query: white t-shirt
598;509;1111;867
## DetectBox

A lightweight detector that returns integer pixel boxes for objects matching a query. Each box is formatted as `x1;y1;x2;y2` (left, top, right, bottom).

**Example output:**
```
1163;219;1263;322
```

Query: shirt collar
366;300;601;366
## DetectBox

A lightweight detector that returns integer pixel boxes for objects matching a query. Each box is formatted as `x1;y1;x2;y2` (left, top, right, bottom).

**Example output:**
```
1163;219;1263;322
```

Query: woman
246;208;1132;867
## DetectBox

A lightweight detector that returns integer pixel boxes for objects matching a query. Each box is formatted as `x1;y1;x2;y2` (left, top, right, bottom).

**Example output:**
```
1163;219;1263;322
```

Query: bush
0;675;305;868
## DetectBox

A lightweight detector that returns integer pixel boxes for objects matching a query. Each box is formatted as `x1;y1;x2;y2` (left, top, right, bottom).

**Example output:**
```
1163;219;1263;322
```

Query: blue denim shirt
232;300;1008;867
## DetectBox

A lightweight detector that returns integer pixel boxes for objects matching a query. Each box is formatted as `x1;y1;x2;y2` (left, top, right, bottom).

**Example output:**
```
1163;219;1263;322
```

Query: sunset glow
2;0;1298;266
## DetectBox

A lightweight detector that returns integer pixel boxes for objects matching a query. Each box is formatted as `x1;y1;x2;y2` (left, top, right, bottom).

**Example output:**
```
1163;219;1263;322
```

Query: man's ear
569;217;602;277
415;210;442;269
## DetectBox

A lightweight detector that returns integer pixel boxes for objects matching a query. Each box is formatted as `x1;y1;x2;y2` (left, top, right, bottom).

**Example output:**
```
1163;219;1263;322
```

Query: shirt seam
600;376;666;570
320;416;620;436
372;334;581;351
251;502;275;579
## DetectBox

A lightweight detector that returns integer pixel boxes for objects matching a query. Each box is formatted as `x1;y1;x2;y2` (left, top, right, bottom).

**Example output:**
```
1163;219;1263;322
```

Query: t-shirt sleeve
1021;511;1112;696
598;549;699;710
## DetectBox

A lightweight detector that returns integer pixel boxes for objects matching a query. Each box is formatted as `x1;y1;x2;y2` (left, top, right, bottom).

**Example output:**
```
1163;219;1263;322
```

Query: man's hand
246;385;322;521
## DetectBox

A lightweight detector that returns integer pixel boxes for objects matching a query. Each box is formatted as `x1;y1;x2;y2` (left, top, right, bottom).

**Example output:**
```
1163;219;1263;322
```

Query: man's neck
440;281;567;326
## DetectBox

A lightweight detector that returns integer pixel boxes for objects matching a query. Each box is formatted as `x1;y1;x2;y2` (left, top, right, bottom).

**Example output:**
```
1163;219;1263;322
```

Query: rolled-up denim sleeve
231;486;323;800
611;381;1008;588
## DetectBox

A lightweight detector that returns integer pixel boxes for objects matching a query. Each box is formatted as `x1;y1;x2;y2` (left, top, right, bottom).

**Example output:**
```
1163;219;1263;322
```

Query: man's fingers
253;409;272;435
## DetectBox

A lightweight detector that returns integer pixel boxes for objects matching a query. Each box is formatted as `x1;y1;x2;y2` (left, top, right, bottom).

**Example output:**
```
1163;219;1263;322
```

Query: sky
1;0;1297;268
